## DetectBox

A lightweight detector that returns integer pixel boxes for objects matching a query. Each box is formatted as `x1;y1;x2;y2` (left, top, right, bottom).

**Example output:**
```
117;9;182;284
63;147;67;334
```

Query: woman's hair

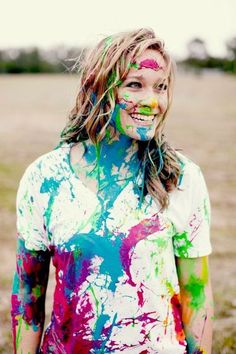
61;28;181;209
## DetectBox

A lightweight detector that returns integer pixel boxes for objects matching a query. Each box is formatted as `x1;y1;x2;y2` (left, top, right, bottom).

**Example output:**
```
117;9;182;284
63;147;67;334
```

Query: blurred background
0;0;236;352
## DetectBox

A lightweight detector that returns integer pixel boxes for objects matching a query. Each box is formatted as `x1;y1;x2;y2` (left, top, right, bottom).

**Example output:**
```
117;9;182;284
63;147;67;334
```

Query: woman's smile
129;113;156;125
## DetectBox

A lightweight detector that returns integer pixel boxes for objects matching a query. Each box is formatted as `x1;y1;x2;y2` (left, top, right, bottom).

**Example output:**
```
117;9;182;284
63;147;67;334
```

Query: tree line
0;37;236;74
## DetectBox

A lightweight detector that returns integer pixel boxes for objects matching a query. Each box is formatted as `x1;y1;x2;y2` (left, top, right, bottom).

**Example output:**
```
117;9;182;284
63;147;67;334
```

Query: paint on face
136;126;153;141
111;102;156;141
114;49;168;141
129;58;163;71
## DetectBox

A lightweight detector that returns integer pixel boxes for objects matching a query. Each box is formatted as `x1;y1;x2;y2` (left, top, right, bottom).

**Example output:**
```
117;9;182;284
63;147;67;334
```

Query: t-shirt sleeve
16;163;49;251
171;162;212;258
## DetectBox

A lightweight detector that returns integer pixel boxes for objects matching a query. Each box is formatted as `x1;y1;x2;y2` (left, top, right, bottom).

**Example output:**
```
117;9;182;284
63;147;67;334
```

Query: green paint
203;198;210;225
24;322;30;331
184;274;206;311
105;128;111;141
73;248;82;260
107;71;122;89
165;280;175;296
139;106;152;115
173;231;193;257
89;286;99;317
116;79;123;87
107;71;116;87
102;36;113;61
128;62;138;70
104;36;113;49
32;285;42;299
115;107;126;135
16;316;23;350
124;93;129;100
23;191;33;215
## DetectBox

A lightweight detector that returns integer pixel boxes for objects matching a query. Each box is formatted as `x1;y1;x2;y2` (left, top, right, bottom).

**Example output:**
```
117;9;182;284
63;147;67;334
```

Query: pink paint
120;213;163;286
137;283;145;307
138;59;162;71
170;293;186;345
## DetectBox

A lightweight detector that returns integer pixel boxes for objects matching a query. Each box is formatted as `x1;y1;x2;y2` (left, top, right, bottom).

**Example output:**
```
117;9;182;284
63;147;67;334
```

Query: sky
1;0;236;59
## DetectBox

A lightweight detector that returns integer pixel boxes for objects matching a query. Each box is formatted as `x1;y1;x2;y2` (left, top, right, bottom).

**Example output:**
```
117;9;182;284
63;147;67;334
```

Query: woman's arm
11;237;51;354
176;256;214;354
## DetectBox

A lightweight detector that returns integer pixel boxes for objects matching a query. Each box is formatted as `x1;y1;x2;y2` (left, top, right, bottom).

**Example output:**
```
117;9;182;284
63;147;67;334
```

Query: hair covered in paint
61;28;181;208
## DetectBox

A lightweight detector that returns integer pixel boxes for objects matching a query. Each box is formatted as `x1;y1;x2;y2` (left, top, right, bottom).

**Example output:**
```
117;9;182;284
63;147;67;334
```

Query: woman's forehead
126;49;167;73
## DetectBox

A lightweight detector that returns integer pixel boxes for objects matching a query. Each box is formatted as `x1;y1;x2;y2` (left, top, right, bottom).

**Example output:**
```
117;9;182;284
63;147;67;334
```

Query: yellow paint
150;98;158;109
201;257;209;285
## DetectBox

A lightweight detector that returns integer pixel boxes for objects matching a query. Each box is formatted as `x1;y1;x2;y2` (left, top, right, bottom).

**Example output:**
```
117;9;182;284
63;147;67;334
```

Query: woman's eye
157;83;168;91
126;81;142;88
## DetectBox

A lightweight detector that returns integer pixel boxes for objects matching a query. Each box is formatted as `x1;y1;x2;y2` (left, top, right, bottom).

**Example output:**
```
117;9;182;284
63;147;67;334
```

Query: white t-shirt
15;143;211;353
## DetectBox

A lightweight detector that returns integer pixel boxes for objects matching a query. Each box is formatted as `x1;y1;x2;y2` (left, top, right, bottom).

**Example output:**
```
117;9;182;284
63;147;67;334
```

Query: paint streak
120;213;163;286
170;293;186;345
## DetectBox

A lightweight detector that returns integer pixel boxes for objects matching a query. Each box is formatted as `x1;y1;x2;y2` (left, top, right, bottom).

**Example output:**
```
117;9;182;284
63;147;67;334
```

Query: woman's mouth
130;113;156;126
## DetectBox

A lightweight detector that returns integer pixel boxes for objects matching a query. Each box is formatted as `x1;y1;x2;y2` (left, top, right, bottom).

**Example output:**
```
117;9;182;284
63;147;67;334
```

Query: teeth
130;114;155;121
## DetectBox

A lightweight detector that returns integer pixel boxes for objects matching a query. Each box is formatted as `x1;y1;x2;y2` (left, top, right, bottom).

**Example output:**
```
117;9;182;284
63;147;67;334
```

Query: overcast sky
2;0;236;58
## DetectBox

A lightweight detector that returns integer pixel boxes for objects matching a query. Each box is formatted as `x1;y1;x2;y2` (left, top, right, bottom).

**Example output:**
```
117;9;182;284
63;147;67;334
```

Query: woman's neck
83;132;140;176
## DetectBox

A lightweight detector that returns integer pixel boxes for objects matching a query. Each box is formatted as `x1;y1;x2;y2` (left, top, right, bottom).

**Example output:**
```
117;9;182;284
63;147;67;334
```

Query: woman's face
113;49;169;141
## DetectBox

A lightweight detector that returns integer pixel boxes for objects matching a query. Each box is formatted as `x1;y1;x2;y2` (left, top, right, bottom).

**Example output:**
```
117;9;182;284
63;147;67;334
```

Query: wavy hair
61;28;181;209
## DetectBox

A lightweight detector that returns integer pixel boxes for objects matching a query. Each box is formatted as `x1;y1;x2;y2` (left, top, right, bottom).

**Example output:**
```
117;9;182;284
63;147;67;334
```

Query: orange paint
181;290;194;325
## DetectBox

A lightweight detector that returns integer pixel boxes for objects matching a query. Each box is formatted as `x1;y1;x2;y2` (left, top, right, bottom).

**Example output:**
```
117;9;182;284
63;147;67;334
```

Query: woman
11;28;213;353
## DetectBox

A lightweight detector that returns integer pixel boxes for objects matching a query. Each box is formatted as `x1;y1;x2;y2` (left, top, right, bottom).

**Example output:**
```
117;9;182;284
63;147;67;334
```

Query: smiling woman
11;28;213;354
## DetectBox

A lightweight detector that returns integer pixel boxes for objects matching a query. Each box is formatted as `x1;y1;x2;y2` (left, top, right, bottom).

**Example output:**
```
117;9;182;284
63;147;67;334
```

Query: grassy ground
0;71;235;353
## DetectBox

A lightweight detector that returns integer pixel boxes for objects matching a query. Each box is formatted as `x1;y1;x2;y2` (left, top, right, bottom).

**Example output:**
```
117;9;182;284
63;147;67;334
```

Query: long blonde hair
61;28;181;209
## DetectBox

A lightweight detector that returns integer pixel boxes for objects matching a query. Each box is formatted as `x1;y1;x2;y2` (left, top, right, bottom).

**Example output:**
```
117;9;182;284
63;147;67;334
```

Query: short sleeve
169;159;212;258
16;163;49;251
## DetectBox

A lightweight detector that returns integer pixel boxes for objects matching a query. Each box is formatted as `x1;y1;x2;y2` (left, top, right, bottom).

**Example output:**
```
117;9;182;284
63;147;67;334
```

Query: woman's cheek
118;92;138;111
158;95;168;114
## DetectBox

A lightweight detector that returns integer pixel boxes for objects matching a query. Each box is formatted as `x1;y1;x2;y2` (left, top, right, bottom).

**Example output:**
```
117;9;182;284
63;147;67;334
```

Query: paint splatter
129;59;162;71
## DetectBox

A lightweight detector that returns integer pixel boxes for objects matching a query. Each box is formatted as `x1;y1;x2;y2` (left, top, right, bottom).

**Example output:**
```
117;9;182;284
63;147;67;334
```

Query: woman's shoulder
175;150;205;191
20;142;72;183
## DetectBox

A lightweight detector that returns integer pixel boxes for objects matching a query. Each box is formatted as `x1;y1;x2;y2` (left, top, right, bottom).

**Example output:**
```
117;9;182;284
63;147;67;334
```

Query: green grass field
0;72;235;353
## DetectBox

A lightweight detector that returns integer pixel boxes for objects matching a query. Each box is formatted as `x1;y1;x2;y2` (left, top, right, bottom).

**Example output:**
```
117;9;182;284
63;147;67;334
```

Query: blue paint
91;92;97;105
119;102;127;110
62;230;125;292
93;303;110;341
136;127;150;141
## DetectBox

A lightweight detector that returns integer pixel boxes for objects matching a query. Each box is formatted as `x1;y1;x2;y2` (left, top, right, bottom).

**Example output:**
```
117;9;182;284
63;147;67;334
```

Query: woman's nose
139;97;159;110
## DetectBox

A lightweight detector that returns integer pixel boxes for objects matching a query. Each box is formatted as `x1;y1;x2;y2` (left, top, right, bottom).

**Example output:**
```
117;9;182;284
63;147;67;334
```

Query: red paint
137;283;144;307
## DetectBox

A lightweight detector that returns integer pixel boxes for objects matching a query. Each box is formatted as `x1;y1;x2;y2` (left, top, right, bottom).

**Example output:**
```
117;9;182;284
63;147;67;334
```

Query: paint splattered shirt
13;143;212;353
